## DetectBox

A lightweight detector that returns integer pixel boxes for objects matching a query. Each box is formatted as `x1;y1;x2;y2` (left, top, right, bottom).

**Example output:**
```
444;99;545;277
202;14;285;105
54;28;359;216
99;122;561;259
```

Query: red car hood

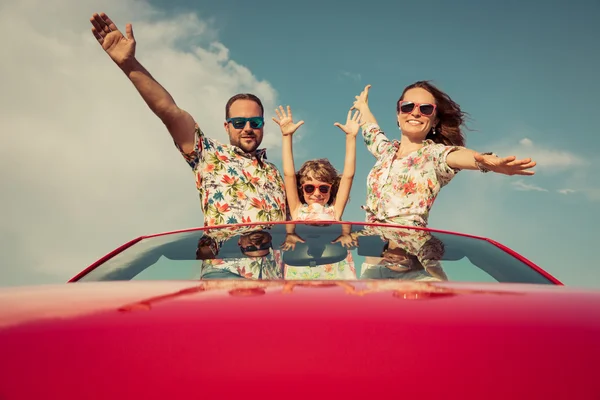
1;281;599;399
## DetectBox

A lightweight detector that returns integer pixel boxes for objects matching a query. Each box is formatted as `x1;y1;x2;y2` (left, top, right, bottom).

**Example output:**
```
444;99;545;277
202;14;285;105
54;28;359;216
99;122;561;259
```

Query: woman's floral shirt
361;123;463;227
356;225;446;280
177;125;287;226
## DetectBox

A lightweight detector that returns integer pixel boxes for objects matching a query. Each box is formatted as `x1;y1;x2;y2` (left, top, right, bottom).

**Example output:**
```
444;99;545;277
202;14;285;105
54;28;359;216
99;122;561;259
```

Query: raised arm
350;85;393;157
90;13;196;153
332;109;362;219
272;105;305;218
446;148;536;175
351;85;378;125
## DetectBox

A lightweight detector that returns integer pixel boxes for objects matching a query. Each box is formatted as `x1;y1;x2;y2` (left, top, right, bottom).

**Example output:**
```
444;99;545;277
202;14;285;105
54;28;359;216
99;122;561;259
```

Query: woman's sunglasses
399;101;437;116
302;184;332;194
226;117;265;129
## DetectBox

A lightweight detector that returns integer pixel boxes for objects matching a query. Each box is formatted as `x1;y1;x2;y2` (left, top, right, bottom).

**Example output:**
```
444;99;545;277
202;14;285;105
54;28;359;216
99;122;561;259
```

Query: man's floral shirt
201;250;284;280
177;125;287;226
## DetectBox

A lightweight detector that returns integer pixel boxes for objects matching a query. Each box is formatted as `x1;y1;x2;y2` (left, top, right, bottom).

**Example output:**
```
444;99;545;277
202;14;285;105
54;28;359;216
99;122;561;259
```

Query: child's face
301;175;332;206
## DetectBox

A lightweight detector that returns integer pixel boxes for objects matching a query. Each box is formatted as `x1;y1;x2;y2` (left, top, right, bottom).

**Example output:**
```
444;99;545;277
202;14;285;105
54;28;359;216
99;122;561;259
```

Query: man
89;12;287;226
90;13;286;279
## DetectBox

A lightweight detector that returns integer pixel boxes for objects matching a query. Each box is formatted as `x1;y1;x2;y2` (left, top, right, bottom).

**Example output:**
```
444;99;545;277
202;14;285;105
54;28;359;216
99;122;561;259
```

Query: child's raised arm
272;105;304;218
332;109;362;220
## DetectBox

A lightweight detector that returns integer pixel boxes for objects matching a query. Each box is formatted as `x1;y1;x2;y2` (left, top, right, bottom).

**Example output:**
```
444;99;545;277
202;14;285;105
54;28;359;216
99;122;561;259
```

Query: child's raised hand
331;232;358;248
280;233;306;251
272;105;305;136
334;109;363;137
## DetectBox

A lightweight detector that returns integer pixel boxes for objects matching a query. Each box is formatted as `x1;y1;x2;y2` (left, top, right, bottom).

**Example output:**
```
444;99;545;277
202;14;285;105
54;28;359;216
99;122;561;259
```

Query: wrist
119;57;139;75
475;152;497;173
362;122;379;131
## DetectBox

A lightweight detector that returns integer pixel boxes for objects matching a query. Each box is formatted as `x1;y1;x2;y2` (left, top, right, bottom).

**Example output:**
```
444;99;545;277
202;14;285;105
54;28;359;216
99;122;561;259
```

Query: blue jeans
200;267;247;280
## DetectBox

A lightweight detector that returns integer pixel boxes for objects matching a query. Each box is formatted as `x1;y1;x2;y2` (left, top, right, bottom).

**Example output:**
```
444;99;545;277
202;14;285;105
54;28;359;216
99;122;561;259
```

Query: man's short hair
225;93;264;119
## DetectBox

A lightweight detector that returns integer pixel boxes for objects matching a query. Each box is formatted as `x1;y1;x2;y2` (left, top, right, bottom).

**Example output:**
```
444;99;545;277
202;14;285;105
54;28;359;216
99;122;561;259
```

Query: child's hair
296;159;341;205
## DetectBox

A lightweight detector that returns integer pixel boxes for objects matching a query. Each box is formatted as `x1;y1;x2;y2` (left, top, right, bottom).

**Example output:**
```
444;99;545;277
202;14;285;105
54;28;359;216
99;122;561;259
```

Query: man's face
224;99;264;154
238;231;272;258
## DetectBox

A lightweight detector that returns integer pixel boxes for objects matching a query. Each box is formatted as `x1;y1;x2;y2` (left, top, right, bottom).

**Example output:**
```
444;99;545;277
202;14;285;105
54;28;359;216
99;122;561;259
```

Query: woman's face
382;246;411;266
397;87;439;140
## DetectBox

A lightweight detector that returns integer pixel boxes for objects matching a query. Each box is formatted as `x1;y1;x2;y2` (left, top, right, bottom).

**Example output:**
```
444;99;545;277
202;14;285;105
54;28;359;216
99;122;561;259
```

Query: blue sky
151;0;599;286
1;0;598;287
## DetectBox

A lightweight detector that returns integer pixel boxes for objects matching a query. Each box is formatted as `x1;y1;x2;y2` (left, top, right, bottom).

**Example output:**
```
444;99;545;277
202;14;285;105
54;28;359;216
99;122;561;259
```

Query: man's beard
230;130;261;153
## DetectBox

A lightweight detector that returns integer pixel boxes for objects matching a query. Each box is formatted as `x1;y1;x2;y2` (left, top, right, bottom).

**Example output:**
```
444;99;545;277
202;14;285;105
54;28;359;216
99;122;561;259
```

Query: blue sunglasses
226;117;265;129
240;241;272;253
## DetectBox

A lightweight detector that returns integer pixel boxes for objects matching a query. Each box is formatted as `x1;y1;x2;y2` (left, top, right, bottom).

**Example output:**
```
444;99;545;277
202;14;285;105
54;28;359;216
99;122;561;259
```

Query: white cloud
0;0;284;285
508;137;586;171
518;138;533;147
557;188;576;195
551;169;600;202
511;180;548;192
339;71;362;81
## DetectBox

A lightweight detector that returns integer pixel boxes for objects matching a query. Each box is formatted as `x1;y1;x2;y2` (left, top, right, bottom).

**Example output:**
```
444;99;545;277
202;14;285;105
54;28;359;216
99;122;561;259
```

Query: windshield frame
68;221;562;285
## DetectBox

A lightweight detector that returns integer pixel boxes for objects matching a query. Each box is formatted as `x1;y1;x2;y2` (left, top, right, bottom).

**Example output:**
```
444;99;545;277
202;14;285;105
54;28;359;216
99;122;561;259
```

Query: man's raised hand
90;12;136;67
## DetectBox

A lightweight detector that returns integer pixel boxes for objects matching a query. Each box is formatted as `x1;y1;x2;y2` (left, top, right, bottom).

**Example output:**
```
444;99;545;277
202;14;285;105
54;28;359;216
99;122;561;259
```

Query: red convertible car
0;221;598;399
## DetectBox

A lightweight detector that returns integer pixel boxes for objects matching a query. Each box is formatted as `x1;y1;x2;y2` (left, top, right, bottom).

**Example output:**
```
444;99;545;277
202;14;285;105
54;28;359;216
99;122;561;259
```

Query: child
272;105;361;279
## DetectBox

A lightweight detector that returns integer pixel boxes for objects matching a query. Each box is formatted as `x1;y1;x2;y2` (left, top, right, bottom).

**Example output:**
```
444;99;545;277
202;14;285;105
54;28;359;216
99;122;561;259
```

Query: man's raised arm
90;12;196;153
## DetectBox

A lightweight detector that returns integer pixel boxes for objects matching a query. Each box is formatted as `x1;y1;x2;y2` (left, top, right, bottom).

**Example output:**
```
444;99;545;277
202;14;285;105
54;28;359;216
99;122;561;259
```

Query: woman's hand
352;84;371;113
474;153;536;176
351;84;378;125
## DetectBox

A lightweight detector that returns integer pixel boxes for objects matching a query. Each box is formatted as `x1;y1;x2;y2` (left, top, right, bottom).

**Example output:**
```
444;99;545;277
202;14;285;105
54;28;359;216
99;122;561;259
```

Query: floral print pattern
356;226;446;280
201;251;283;280
361;123;463;227
284;203;357;280
177;125;287;226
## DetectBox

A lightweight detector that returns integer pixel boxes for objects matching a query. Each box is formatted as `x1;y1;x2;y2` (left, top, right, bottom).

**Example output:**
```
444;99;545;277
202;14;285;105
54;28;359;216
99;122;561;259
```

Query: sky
1;0;599;287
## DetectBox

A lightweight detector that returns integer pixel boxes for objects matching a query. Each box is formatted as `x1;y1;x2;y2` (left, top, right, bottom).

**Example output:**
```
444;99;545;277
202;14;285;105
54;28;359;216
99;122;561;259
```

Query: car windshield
75;222;555;284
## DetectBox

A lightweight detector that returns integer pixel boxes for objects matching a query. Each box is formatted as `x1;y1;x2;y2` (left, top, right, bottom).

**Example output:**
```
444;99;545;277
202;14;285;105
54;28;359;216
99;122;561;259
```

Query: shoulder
362;123;387;137
422;140;461;156
363;123;382;131
263;160;283;175
263;160;280;170
193;126;223;152
422;139;446;149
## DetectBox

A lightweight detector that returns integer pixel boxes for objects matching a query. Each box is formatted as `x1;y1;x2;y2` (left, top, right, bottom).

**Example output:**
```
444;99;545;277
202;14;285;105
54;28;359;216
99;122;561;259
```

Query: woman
351;82;536;227
353;224;448;281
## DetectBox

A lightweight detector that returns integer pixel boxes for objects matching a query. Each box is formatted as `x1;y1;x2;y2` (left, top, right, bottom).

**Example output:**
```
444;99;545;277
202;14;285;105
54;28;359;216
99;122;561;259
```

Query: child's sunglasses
226;117;265;129
302;183;332;194
399;101;437;116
